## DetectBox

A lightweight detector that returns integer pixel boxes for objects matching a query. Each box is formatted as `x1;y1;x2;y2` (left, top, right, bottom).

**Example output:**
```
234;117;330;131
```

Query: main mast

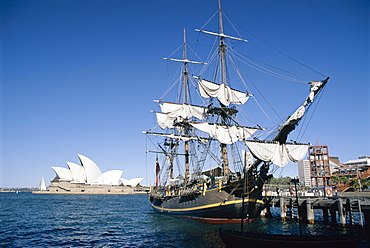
182;29;190;181
196;0;247;178
218;0;229;176
218;0;227;87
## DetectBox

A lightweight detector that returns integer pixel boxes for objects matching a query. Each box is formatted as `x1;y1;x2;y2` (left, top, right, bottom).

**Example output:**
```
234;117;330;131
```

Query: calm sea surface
1;193;368;247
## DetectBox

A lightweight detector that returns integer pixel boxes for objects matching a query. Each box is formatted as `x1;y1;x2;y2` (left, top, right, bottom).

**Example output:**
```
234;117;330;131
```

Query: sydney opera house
35;154;147;194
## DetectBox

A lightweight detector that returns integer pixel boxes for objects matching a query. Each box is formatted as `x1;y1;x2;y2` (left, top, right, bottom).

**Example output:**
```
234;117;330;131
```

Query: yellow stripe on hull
151;198;264;212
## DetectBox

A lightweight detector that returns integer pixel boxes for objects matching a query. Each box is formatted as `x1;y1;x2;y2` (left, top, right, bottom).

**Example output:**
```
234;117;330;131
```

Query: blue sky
1;0;369;187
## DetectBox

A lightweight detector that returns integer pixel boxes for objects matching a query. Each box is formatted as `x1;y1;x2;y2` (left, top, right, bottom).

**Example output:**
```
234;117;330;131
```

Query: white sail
156;102;207;130
245;141;309;167
197;78;249;106
190;122;258;144
160;102;206;120
156;112;176;129
243;150;254;170
39;176;47;191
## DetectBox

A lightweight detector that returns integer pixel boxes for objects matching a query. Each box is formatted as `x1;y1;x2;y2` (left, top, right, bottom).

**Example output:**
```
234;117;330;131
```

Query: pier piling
262;195;369;228
322;208;329;222
338;198;346;225
279;196;286;220
305;199;314;224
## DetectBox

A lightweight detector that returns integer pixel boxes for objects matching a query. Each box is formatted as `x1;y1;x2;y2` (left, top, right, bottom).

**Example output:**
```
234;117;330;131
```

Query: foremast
155;29;205;183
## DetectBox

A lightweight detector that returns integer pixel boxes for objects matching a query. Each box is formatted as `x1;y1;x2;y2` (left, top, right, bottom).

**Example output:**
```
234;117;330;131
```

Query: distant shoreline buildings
298;145;369;191
33;154;148;194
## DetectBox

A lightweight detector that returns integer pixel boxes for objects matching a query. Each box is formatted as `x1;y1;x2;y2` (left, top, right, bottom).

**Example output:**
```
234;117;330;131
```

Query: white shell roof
78;154;102;184
67;162;86;183
120;177;143;186
102;170;123;185
51;154;128;186
51;166;73;181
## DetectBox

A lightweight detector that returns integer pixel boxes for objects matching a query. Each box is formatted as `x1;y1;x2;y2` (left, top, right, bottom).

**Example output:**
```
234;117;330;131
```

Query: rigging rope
160;65;181;100
297;86;326;141
233;50;308;83
228;15;328;78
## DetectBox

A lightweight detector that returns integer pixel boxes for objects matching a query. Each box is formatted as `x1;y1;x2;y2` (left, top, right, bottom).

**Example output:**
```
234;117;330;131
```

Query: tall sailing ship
144;1;328;223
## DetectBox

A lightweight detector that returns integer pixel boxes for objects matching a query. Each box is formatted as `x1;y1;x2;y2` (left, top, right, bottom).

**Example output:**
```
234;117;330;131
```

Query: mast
196;1;248;178
218;0;227;87
218;0;229;176
183;29;190;181
163;29;205;183
183;29;190;104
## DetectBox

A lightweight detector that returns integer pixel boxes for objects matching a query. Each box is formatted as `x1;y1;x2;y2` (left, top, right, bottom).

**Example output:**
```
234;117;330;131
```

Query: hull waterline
149;185;265;222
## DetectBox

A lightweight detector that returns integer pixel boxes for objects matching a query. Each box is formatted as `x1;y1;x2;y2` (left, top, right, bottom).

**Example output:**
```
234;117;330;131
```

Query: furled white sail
156;112;175;129
190;122;258;144
197;79;249;106
245;141;308;167
284;105;305;125
156;102;207;130
160;102;206;120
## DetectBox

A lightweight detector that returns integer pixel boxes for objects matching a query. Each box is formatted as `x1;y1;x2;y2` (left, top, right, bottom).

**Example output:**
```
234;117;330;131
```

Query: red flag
155;158;160;187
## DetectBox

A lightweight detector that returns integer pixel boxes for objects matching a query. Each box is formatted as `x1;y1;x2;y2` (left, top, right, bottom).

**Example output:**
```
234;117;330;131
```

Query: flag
156;159;160;175
155;157;160;187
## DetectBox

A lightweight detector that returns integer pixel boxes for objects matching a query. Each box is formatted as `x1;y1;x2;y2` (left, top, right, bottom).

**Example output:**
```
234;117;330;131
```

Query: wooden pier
261;195;370;228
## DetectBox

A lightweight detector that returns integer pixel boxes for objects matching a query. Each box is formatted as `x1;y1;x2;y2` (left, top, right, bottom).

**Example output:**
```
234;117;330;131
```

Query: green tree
266;176;292;185
331;175;341;184
339;176;350;184
350;178;359;189
361;178;370;189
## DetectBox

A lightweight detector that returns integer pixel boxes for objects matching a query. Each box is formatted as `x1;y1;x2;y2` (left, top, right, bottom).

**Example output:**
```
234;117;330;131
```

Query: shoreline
31;191;148;195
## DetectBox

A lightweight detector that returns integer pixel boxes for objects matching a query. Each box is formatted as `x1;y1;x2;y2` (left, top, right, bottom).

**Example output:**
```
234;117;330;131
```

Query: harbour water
1;193;368;247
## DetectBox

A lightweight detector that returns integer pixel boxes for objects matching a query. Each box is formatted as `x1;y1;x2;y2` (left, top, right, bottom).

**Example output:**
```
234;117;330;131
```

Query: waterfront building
334;156;370;177
298;160;311;187
34;154;147;194
309;145;331;187
51;154;123;185
302;147;370;192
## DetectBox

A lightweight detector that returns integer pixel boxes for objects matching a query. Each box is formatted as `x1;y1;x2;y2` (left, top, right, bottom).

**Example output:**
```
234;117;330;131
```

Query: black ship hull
149;184;265;223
